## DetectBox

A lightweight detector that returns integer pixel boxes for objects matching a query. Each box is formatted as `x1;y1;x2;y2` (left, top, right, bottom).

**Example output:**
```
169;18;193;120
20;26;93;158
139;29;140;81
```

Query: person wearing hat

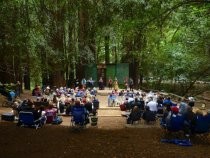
162;97;173;111
164;106;185;132
44;86;51;95
188;97;195;107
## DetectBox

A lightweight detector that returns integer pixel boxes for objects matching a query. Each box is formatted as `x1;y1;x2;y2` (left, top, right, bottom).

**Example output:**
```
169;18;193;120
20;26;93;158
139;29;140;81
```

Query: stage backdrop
84;63;129;86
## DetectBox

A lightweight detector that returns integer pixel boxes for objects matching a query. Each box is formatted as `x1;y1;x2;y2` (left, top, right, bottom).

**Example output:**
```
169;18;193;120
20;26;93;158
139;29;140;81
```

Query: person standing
98;77;104;90
89;77;94;89
113;78;119;91
108;78;113;90
15;81;21;97
81;78;87;89
129;78;134;91
124;78;128;90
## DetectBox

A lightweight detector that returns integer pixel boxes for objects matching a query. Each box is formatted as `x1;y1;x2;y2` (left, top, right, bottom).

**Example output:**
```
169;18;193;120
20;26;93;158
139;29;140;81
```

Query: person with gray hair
179;97;189;116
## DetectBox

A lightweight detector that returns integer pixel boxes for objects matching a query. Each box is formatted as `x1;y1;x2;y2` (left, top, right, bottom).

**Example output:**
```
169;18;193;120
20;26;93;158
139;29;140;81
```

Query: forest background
1;0;210;96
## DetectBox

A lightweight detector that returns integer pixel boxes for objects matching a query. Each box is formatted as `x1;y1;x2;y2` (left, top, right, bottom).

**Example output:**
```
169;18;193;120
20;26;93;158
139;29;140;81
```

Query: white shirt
147;101;158;112
128;97;134;103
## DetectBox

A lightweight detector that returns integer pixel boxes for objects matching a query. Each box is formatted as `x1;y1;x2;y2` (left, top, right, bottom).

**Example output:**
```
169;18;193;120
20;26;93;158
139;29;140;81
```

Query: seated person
65;98;75;115
107;93;112;107
163;97;173;111
84;99;93;114
188;97;195;107
58;94;65;114
139;97;145;111
142;106;156;123
157;96;164;115
108;93;117;107
192;110;210;134
17;99;46;126
92;97;99;109
124;98;131;111
45;104;58;123
178;97;189;116
127;106;142;124
41;97;49;107
44;86;50;95
183;106;196;133
125;90;134;98
32;85;42;96
8;90;16;102
90;88;97;96
71;100;89;125
24;100;41;120
146;97;158;113
118;90;124;96
12;99;23;119
75;90;85;98
165;106;184;132
133;98;143;110
17;99;33;112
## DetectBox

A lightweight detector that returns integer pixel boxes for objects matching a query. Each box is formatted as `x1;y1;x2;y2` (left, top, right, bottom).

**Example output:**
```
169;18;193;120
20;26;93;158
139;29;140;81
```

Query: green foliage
1;0;210;95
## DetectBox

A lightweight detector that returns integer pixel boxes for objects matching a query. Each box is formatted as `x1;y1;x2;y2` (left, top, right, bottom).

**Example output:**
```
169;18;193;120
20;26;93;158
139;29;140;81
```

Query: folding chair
71;106;88;130
18;111;45;129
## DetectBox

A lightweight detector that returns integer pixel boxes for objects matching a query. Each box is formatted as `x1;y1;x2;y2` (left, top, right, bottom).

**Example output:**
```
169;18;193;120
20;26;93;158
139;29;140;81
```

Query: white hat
188;97;195;101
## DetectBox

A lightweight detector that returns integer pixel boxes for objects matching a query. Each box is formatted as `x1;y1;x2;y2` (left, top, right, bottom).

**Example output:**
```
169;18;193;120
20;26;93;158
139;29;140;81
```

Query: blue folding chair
160;114;193;146
193;115;210;134
71;106;88;130
18;111;45;129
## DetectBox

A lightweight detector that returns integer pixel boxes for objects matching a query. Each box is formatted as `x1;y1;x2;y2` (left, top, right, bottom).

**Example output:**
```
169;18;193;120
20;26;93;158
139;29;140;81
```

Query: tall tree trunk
24;66;30;90
105;35;110;64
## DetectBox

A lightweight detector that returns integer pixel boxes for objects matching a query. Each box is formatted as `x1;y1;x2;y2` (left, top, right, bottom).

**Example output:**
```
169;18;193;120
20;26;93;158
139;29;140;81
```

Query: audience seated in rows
161;102;210;138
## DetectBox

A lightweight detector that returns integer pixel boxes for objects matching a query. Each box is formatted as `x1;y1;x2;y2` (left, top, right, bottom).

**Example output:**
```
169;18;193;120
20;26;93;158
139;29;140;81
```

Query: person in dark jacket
127;106;142;124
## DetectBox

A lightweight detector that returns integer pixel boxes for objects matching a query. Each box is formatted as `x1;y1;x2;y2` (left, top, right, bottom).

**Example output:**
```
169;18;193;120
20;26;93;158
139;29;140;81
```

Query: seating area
118;90;164;126
0;86;210;146
0;85;101;129
116;89;210;144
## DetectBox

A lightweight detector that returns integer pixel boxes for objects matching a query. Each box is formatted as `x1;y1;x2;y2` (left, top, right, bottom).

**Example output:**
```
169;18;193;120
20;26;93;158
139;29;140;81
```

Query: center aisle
96;89;125;129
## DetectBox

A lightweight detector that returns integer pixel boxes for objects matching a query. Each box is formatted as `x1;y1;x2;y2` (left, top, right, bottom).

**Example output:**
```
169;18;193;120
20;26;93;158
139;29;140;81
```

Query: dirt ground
0;90;210;158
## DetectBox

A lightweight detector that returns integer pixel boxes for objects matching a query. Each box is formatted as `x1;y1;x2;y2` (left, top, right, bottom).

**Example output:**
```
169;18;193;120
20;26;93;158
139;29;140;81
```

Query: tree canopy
0;0;210;95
